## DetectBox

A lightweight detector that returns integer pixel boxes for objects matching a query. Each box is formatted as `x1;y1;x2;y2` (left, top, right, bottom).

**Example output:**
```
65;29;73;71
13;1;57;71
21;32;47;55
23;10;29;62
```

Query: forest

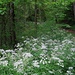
0;0;75;75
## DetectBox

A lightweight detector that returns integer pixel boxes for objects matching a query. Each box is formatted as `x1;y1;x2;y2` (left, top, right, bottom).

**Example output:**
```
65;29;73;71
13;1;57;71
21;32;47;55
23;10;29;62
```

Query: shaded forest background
0;0;75;49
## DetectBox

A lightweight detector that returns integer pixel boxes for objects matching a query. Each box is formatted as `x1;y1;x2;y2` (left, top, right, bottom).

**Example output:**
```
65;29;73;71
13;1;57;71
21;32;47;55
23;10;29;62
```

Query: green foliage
0;2;6;15
0;0;75;49
44;0;75;24
0;0;75;75
63;2;75;25
0;65;23;75
0;26;75;74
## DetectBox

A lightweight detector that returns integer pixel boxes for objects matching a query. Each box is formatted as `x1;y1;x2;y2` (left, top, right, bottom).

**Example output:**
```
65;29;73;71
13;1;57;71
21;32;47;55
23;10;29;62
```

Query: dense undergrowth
0;21;75;75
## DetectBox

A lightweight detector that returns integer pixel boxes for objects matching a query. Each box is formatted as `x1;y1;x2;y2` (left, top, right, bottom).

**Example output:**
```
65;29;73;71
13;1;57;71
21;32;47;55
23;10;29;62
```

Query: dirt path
65;29;75;34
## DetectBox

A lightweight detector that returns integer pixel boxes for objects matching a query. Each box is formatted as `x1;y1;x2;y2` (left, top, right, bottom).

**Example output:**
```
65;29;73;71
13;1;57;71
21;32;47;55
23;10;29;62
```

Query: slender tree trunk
0;15;2;48
1;15;6;46
34;0;38;37
35;0;38;25
73;2;75;20
39;8;42;23
0;2;16;49
9;2;16;48
0;15;6;48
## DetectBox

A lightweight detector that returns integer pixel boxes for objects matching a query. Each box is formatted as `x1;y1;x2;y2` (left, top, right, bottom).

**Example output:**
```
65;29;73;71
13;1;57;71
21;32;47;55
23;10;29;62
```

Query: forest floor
0;22;75;75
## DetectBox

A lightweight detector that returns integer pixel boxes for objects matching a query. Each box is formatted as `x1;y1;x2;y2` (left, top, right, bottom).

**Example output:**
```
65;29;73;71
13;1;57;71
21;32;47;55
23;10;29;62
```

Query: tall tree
8;1;16;48
35;0;38;25
73;2;75;20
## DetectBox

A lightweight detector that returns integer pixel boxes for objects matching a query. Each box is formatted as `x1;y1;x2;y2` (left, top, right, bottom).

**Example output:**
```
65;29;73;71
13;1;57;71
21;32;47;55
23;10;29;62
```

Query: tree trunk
35;0;38;25
9;2;16;48
0;15;2;48
73;2;75;20
34;0;38;37
0;15;6;48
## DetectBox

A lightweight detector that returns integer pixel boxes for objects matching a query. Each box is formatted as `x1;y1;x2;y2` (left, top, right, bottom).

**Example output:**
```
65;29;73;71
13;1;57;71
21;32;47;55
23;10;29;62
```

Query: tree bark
73;2;75;20
9;2;16;48
35;0;38;25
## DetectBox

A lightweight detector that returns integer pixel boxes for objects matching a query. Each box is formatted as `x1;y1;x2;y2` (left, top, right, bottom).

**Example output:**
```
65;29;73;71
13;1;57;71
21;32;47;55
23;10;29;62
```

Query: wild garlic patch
0;29;75;75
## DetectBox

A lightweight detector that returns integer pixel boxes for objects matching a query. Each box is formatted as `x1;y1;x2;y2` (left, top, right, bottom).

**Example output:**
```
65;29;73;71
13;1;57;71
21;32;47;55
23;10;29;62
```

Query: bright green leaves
0;0;7;15
45;0;75;22
0;0;14;15
0;8;6;15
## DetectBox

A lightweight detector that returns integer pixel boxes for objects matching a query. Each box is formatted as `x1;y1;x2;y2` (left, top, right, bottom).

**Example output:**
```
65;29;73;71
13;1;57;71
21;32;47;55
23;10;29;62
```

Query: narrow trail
64;28;75;34
66;29;75;34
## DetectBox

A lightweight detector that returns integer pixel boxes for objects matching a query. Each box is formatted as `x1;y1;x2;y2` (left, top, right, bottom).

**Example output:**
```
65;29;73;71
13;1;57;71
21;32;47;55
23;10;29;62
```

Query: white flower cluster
0;30;75;74
32;60;39;68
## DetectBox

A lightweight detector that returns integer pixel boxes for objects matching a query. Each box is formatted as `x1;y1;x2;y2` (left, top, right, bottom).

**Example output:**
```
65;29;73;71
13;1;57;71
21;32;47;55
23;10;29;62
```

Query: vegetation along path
0;0;75;75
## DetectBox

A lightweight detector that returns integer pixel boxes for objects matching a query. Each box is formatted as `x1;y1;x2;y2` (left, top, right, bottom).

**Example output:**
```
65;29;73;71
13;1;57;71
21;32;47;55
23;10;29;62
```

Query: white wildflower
32;73;38;75
18;48;23;51
0;60;8;66
42;61;45;64
14;59;23;68
0;57;6;61
32;47;37;51
68;67;73;70
58;59;63;63
24;73;27;75
22;52;33;58
0;49;4;52
54;46;58;50
24;40;26;43
16;43;20;47
56;63;64;67
49;70;54;74
41;43;47;49
33;60;40;68
48;61;51;63
22;36;24;38
0;49;5;54
71;48;75;51
33;38;38;41
67;70;73;75
5;50;14;53
52;56;60;60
